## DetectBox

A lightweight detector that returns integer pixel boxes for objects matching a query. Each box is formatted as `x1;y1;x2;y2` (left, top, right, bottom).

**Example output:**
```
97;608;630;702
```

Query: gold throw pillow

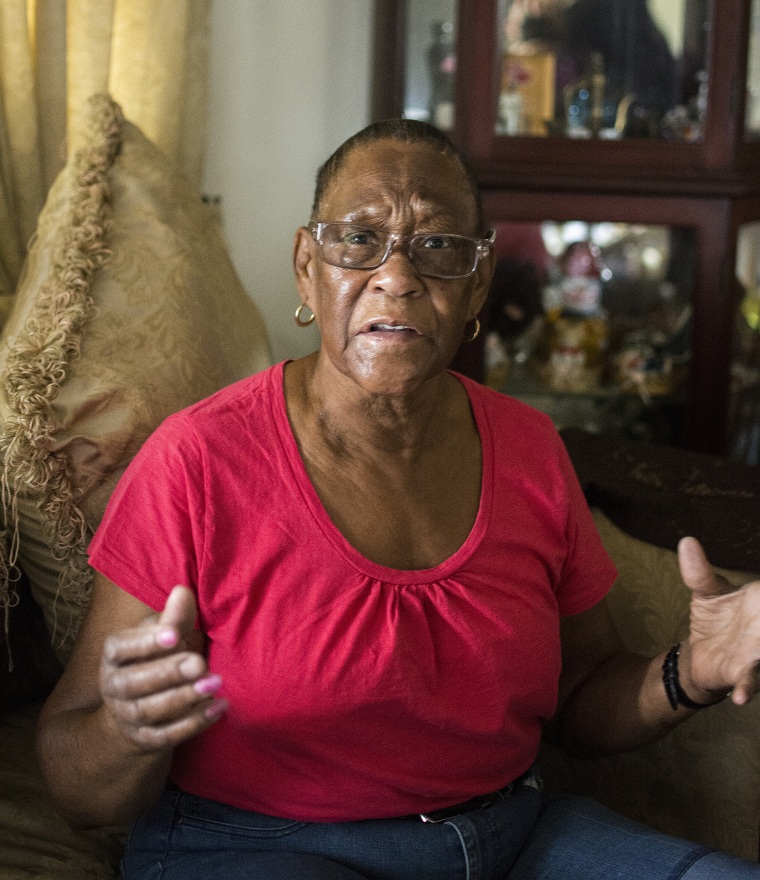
0;94;271;664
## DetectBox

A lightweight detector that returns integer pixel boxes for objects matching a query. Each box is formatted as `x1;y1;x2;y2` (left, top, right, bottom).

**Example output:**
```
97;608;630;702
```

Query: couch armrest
560;427;760;572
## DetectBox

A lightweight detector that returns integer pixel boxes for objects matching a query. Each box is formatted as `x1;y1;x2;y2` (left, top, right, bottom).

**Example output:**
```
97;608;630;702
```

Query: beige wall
203;1;374;362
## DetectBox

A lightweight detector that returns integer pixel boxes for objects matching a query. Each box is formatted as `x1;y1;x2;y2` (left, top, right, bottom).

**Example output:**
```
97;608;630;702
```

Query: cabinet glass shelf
485;220;693;445
495;0;709;142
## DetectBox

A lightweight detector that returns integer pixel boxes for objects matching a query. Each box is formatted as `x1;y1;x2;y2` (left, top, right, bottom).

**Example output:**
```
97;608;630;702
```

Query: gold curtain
0;0;211;305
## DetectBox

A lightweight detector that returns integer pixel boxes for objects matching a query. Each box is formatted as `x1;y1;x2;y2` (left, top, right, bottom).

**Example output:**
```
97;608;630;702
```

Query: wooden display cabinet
371;0;760;457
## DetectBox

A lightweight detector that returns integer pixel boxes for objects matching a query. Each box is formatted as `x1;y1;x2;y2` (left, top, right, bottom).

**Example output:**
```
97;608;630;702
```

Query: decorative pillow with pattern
0;94;271;665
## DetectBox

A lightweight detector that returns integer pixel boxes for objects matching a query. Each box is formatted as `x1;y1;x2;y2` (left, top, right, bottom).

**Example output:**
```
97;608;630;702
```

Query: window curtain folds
0;0;211;310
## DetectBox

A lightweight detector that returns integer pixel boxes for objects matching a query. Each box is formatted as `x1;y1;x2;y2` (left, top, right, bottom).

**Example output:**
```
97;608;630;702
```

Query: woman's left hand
677;537;760;706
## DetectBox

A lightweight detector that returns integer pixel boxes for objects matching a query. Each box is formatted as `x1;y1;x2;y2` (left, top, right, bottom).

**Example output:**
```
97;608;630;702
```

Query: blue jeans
121;783;760;880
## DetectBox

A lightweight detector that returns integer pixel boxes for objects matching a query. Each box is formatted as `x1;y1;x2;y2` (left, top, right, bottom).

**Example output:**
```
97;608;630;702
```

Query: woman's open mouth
369;322;418;334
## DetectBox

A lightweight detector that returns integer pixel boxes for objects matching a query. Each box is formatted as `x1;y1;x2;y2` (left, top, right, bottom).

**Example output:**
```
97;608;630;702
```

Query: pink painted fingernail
205;698;228;720
195;673;223;696
157;628;178;648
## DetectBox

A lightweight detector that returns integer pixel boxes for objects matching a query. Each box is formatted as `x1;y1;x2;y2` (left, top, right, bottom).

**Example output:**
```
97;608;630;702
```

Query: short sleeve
554;432;617;617
87;413;204;612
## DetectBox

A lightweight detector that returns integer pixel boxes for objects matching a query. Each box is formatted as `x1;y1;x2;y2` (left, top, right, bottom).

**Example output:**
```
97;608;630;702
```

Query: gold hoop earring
294;303;316;327
463;318;481;343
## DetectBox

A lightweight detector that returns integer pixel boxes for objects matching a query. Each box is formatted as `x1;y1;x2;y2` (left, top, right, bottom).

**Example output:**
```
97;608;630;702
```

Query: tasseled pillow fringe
0;94;123;651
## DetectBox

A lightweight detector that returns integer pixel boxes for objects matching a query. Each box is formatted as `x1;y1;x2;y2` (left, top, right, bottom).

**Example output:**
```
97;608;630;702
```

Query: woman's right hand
38;577;227;827
100;585;228;753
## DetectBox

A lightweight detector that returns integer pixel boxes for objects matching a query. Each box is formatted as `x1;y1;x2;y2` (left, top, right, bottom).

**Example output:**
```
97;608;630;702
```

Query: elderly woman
37;120;760;880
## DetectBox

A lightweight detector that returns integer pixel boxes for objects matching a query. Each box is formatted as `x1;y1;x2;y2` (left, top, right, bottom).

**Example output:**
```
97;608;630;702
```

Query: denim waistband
124;769;545;880
402;764;544;823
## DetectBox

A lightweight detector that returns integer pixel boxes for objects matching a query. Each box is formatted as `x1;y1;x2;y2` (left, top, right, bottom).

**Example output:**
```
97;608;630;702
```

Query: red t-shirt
88;363;615;821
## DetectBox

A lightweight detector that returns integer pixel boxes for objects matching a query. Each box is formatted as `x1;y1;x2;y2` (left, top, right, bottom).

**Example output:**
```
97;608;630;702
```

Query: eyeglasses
309;222;495;280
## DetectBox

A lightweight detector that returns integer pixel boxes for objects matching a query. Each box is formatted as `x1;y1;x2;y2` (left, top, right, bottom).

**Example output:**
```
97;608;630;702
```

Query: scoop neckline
272;362;493;585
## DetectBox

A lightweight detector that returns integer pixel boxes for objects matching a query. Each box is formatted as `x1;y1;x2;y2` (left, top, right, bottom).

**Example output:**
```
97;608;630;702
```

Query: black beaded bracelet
662;643;714;711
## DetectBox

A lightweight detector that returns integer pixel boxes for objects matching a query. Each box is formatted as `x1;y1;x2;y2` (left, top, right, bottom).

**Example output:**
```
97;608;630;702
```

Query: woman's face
294;139;494;397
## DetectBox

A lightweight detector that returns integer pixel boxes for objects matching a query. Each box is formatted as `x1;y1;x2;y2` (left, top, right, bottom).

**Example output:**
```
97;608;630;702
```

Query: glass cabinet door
401;0;459;130
485;220;694;444
496;0;711;141
745;0;760;137
730;223;760;463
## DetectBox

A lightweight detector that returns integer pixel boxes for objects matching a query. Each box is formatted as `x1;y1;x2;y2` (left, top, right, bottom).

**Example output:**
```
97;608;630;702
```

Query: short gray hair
311;119;484;234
